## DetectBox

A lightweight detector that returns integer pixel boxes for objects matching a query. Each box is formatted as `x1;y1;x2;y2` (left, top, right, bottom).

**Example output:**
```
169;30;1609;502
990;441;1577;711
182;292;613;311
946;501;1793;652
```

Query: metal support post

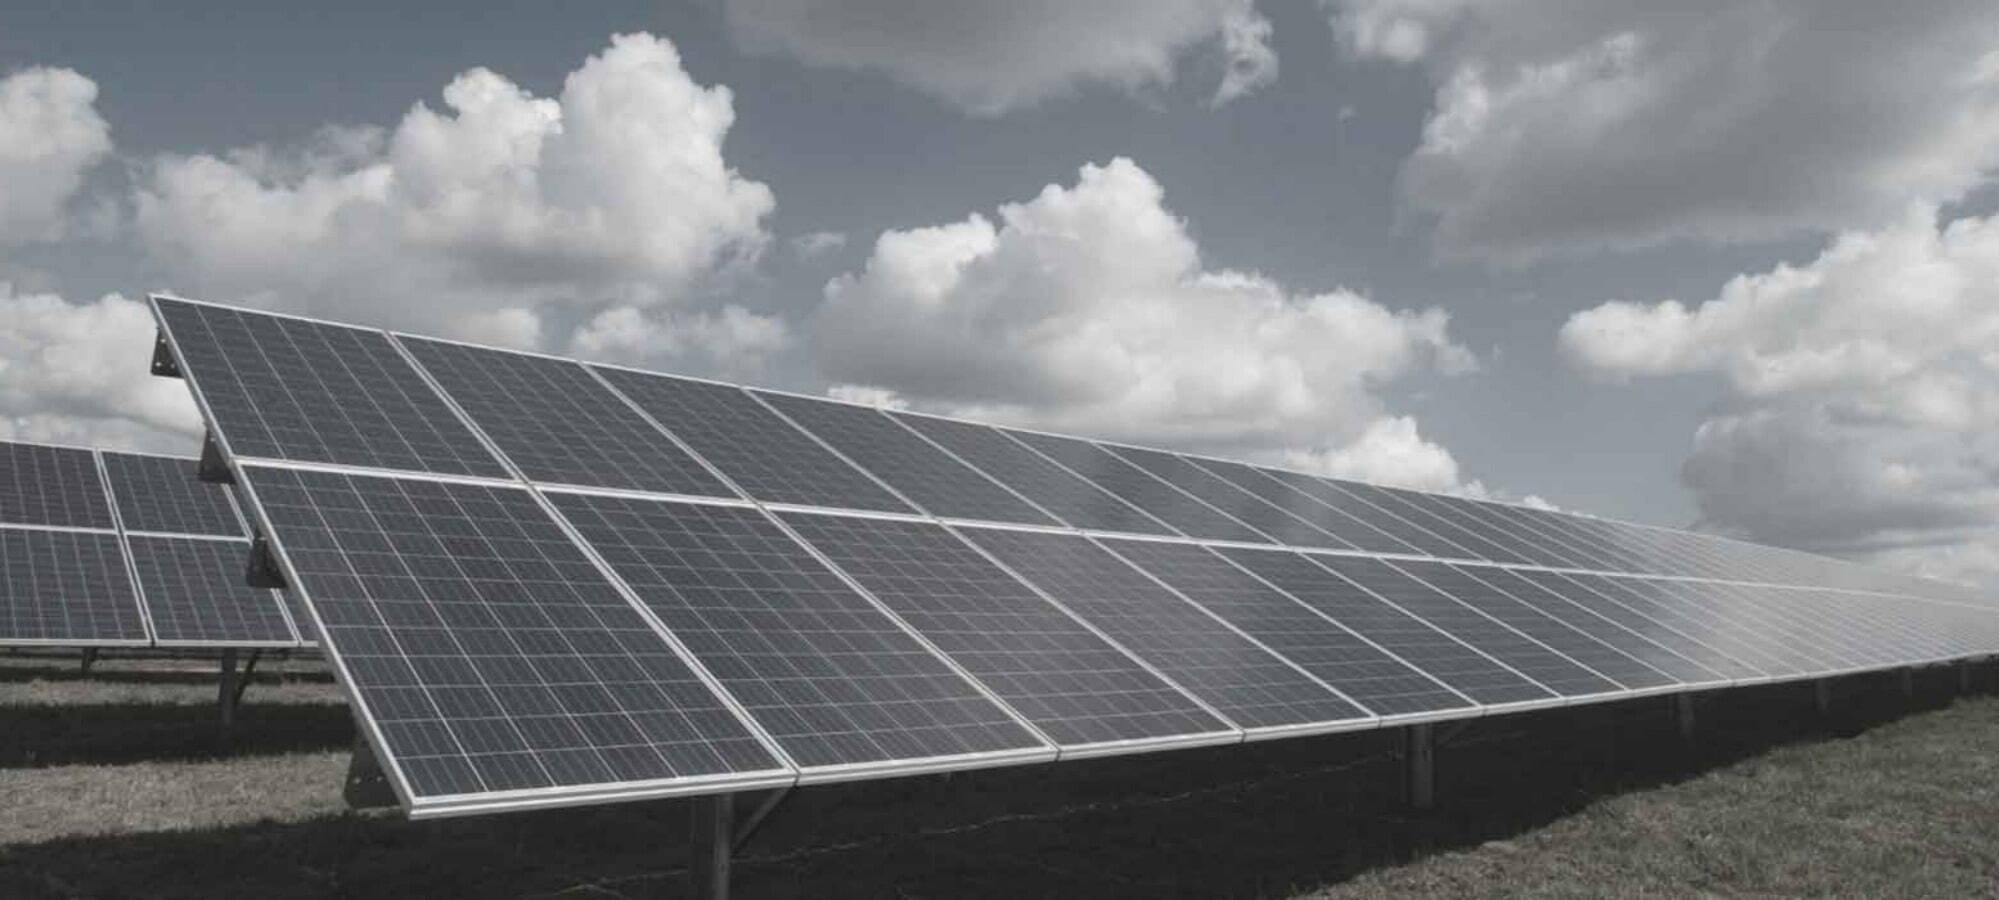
1900;667;1916;701
217;649;240;731
1404;724;1435;811
1963;661;1976;695
732;786;791;853
1674;694;1696;744
689;793;735;900
79;647;98;674
1814;679;1832;717
343;736;397;809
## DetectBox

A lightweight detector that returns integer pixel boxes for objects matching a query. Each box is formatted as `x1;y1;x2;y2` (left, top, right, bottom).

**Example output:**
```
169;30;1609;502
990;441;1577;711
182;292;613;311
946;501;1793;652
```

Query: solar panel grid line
886;409;1185;538
1186;458;1425;556
148;295;511;480
875;409;1109;533
785;513;1245;758
1097;445;1355;551
1100;538;1480;723
91;449;159;645
1587;577;1807;678
748;388;1060;528
1078;537;1384;735
547;493;1056;779
1536;573;1775;683
961;527;1371;736
998;429;1275;544
1304;554;1612;703
0;521;117;536
382;330;820;780
230;465;798;816
1388;559;1678;694
394;334;742;501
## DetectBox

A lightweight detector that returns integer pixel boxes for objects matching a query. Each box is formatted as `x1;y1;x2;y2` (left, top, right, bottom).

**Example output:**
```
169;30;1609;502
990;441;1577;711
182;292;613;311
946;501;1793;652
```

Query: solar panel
128;536;296;646
546;493;1049;771
778;512;1231;749
1216;547;1549;706
1005;431;1270;543
1390;560;1675;691
591;367;912;515
1579;576;1800;677
1639;580;1836;675
1255;469;1473;559
99;451;243;536
151;297;508;479
0;529;146;644
1329;482;1531;564
1463;567;1726;685
889;413;1177;536
1105;447;1352;549
1098;538;1468;718
0;442;114;529
1460;502;1624;572
1509;571;1765;681
960;527;1366;731
753;392;1058;527
238;465;788;809
1383;489;1568;567
1191;458;1425;555
399;338;736;498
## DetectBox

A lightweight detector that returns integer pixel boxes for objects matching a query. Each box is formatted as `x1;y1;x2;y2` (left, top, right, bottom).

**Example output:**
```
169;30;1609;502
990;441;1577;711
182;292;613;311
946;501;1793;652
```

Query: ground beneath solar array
1;651;1995;898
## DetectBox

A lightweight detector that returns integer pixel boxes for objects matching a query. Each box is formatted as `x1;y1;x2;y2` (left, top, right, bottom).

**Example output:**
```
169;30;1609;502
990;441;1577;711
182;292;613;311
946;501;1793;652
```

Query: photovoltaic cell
1256;469;1473;559
152;298;507;479
1192;458;1424;555
960;527;1364;730
890;413;1176;536
1099;538;1465;717
399;337;734;498
1006;430;1270;544
128;536;295;646
1106;447;1350;549
779;512;1229;747
549;493;1046;769
241;466;782;802
100;451;243;536
0;529;145;643
754;392;1058;527
1217;548;1548;706
1391;560;1674;691
592;368;911;515
1466;567;1723;685
0;442;113;529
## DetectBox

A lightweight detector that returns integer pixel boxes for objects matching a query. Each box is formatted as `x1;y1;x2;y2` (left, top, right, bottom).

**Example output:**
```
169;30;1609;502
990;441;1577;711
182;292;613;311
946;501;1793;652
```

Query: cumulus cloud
570;304;791;378
813;156;1483;491
0;285;202;452
1330;0;1999;262
790;230;847;259
1560;206;1999;586
132;33;774;364
726;0;1277;114
0;67;113;245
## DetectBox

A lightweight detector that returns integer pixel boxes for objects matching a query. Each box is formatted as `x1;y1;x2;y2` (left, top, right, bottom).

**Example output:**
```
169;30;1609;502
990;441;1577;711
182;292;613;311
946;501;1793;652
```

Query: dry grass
1;651;1994;898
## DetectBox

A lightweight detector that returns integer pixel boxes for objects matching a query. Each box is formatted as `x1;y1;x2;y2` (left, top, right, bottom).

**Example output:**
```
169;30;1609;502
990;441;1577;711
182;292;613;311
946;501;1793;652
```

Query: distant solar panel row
0;439;305;648
147;294;1999;819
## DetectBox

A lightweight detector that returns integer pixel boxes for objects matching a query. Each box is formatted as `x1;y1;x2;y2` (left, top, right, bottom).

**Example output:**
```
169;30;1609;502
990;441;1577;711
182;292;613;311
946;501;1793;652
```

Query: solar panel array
0;439;307;648
148;294;1999;819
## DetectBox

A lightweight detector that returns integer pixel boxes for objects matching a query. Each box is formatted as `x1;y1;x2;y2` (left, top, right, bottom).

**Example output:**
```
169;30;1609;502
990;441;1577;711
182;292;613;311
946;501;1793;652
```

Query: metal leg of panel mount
217;649;260;733
1962;661;1976;696
79;647;98;675
689;793;735;900
1404;724;1435;811
1814;679;1833;718
1900;667;1916;702
342;736;397;810
1673;694;1696;744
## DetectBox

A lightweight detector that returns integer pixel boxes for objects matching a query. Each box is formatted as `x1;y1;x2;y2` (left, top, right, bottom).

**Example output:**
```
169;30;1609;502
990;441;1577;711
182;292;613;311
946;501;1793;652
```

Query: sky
2;0;1996;587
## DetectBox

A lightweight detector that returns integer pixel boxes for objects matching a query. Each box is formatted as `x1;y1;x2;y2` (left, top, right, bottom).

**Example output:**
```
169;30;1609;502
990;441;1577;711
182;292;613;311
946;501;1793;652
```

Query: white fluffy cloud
1331;0;1999;262
0;67;112;245
570;304;791;378
726;0;1276;114
814;157;1482;490
133;33;774;359
1560;206;1999;586
0;285;201;452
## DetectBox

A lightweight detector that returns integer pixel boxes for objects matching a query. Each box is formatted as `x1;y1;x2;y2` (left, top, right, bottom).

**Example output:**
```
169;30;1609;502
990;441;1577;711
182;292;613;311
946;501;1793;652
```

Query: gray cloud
1332;0;1999;263
0;67;112;245
726;0;1276;114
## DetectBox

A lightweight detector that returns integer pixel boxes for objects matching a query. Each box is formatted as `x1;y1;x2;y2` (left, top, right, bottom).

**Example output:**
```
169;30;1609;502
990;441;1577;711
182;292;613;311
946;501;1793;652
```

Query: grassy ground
1;651;1995;898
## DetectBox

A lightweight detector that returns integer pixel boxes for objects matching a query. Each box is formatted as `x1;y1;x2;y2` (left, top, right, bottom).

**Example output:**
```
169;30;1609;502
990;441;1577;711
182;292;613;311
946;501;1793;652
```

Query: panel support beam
79;647;98;675
1404;724;1435;811
342;735;397;810
196;431;234;484
733;786;791;854
1962;661;1976;696
689;793;735;900
1900;667;1916;702
217;649;241;731
1814;679;1833;718
1673;694;1696;744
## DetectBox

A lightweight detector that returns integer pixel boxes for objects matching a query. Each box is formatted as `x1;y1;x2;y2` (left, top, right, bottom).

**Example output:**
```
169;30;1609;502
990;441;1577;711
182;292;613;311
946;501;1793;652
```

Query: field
2;651;1995;898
